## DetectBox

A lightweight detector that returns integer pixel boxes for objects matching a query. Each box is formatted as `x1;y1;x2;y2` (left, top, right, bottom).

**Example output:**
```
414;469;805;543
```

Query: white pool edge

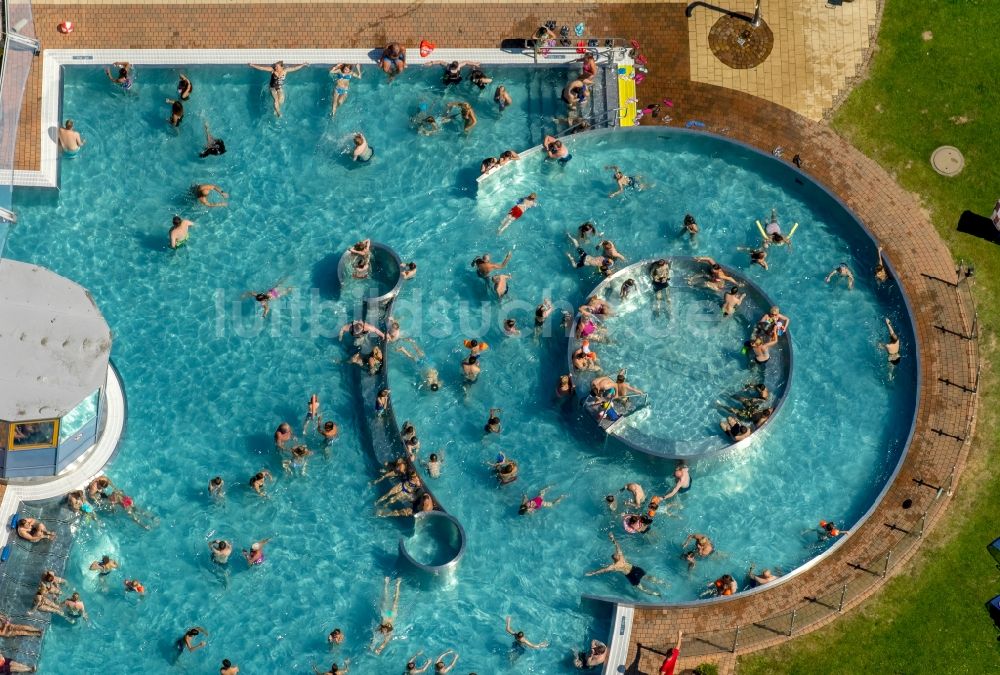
17;47;593;189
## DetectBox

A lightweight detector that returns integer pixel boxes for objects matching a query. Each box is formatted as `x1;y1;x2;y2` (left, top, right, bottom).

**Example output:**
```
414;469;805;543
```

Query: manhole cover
708;15;774;69
930;146;964;176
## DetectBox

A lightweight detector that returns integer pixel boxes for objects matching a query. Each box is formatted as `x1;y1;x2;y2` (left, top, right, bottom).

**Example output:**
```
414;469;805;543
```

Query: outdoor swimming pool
9;64;915;673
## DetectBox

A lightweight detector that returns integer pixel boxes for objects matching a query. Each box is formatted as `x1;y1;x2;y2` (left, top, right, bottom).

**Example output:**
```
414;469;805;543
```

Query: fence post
787;609;796;636
838;584;848;612
882;549;892;578
732;625;741;653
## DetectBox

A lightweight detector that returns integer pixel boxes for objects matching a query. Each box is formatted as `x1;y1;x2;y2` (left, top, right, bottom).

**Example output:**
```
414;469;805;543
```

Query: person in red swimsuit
659;630;683;675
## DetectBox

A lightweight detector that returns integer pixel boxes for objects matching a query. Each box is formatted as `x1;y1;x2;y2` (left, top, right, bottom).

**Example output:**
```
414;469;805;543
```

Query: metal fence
0;0;39;259
674;270;980;659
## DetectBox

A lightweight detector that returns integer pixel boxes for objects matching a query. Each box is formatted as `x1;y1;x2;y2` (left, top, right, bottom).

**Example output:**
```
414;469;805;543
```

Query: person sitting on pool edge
543;135;572;163
720;416;751;441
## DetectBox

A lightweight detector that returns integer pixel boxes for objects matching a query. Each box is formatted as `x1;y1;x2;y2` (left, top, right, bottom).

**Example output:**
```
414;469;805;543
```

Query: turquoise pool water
9;65;915;673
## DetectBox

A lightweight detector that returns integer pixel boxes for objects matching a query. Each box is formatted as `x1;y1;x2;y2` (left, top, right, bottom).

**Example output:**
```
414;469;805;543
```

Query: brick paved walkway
10;4;978;674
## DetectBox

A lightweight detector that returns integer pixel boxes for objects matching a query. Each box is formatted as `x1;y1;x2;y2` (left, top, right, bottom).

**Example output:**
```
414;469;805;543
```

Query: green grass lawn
739;1;1000;673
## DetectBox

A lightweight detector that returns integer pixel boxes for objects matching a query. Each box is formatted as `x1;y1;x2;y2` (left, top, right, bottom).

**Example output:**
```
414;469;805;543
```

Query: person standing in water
169;216;194;249
58;120;86;156
249;61;309;117
192;183;228;207
352;133;374;162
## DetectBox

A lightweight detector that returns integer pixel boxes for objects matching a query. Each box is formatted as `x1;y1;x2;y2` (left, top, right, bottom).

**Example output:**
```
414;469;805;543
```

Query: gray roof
0;260;111;421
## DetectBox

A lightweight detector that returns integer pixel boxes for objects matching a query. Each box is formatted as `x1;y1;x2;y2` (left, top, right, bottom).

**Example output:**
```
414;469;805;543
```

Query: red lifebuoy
57;20;73;34
576;40;587;54
419;40;435;57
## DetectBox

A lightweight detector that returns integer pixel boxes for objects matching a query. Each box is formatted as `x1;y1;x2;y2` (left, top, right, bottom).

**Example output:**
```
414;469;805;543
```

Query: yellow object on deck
617;64;637;127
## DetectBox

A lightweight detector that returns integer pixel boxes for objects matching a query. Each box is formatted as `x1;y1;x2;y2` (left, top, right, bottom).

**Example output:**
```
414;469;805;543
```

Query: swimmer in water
605;494;618;512
504;616;549;649
491;273;511;300
663;461;691;499
472;250;512;278
703;574;738;597
338;320;385;344
585;532;664;596
503;318;520;336
282;445;313;475
427;60;479;85
329;63;362;116
682;533;714;558
620;482;645;508
352;133;374;162
566;222;601;248
199;121;226;158
169;216;194;249
573;639;608;669
432;649;460;673
242;538;270;566
177;626;208;652
692;256;737;291
249;60;309;117
494;85;512;112
498;193;538;234
880;317;901;366
469;67;492;90
209;539;233;564
748;564;779;586
424;452;443;478
328;628;345;646
681;214;699;239
242;281;292;318
721;416;752;441
89;555;118;576
274;422;293;449
58;119;86;156
484;408;502;434
400;262;418;280
874;245;889;282
423;368;442;392
518;485;566;515
543;135;571;163
177;73;193;100
737;244;769;271
165;97;185;127
534;299;554;337
372;577;402;654
614;369;644;400
249;470;274;496
62;593;89;622
461;354;481;382
403;651;430;673
649;259;671;312
722;286;746;317
760;209;794;247
192;183;228;207
105;61;134;91
825;263;855;290
606;165;645;197
555;373;576;398
620;278;637;300
445;101;477;132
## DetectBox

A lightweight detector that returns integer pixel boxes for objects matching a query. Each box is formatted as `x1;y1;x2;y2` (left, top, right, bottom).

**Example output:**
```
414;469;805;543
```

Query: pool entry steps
0;498;78;670
337;242;467;574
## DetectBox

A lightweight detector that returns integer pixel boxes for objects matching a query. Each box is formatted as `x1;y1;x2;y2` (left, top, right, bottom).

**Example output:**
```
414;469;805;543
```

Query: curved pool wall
1;63;909;669
398;510;468;574
568;256;792;460
337;241;466;573
551;128;921;611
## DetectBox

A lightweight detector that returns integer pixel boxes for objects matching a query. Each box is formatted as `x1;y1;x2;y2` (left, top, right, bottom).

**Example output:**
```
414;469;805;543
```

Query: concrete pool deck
6;2;978;674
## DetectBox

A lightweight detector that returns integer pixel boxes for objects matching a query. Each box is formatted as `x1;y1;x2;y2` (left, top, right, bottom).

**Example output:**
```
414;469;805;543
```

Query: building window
9;420;59;450
59;389;100;444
